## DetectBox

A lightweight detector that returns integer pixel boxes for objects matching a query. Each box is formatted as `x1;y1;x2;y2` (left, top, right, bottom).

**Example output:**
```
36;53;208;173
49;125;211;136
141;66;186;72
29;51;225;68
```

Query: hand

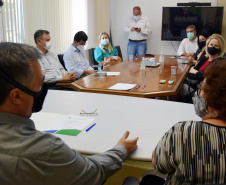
117;131;139;154
69;72;77;81
188;56;194;63
189;67;198;74
135;28;141;32
84;70;97;75
63;73;73;81
111;56;122;62
131;27;135;31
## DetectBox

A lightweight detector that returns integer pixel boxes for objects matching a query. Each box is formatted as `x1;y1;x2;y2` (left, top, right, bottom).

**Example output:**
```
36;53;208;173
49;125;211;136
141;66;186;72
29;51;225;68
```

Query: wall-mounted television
161;7;224;41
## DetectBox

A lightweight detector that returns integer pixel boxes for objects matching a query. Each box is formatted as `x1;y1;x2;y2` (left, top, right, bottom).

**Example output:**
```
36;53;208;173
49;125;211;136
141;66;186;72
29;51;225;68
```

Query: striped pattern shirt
155;121;226;185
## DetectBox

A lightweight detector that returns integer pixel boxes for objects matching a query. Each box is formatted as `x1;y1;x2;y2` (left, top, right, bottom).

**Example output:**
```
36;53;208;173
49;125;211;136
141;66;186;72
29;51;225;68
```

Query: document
106;72;120;76
109;83;137;90
47;115;94;130
31;112;95;136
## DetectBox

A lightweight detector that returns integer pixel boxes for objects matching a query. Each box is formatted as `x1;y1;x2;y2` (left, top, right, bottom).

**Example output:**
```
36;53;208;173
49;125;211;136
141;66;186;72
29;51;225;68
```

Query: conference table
70;55;192;98
31;90;200;184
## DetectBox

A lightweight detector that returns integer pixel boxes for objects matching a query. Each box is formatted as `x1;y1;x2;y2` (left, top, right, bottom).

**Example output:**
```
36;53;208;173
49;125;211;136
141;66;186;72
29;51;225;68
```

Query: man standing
124;6;152;58
64;31;96;78
177;25;198;57
0;42;139;185
34;30;76;89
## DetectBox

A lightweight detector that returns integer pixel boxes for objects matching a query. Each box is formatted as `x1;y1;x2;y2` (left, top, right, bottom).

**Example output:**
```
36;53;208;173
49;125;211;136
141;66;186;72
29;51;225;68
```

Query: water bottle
140;57;146;70
159;52;164;63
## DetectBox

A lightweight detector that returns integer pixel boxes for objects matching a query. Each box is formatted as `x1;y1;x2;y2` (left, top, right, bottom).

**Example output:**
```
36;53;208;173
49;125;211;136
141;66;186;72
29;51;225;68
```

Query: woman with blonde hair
188;33;225;82
94;32;122;66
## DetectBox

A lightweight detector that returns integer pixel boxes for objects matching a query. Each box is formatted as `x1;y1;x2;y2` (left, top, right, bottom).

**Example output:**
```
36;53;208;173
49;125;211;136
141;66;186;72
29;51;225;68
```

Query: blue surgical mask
101;39;109;46
187;32;195;39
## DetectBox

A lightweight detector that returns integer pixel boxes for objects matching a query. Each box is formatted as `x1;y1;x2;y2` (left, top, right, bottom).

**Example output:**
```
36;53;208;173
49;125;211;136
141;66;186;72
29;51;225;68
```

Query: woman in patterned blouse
152;59;226;185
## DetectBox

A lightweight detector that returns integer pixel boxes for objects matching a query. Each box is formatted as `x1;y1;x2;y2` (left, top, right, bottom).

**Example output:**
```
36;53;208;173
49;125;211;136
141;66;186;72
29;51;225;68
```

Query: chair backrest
89;48;99;66
114;45;123;61
57;54;67;71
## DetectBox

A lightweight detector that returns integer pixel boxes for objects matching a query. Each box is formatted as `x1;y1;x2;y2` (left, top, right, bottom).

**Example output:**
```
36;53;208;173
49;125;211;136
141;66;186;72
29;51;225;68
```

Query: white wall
110;0;217;59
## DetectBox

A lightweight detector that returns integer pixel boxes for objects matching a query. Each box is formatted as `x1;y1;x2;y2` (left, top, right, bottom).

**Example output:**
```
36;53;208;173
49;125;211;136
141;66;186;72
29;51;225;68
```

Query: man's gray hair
186;25;196;31
0;42;41;105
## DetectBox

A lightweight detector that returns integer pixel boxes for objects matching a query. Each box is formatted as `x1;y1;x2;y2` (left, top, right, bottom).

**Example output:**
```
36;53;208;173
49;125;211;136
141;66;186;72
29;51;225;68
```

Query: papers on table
47;115;94;131
109;83;137;90
31;112;95;136
106;72;120;76
171;56;187;59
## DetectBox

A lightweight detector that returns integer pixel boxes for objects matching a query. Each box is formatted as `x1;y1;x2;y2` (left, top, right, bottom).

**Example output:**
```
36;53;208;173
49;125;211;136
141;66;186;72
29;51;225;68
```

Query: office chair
114;45;123;61
57;54;67;71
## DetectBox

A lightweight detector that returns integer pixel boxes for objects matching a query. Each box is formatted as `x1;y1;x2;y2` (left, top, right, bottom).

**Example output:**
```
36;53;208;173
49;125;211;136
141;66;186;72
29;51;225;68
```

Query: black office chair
57;54;67;71
114;45;123;61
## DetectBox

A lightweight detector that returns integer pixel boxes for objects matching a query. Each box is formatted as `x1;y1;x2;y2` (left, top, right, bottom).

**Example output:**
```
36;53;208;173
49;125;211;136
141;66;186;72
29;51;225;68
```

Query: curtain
1;0;24;43
23;0;110;54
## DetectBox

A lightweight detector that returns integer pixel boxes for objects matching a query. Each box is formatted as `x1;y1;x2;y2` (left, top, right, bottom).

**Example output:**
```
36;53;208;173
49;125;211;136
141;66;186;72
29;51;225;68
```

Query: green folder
55;129;81;136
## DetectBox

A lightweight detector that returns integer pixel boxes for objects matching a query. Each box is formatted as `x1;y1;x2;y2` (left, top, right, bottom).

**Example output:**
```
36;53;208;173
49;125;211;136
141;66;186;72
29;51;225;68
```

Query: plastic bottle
140;57;146;71
159;52;164;63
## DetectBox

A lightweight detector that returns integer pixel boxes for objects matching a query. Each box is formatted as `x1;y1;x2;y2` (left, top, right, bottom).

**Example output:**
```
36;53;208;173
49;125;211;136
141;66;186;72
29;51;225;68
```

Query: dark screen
161;7;224;41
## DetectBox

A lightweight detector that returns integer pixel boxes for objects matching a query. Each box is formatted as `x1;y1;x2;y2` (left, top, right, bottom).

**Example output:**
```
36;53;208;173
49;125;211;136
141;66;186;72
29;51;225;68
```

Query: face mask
198;41;206;50
32;83;48;112
101;39;109;46
44;41;51;50
192;92;208;118
133;15;140;21
0;68;48;113
187;32;195;39
77;45;84;51
40;41;51;50
207;46;220;56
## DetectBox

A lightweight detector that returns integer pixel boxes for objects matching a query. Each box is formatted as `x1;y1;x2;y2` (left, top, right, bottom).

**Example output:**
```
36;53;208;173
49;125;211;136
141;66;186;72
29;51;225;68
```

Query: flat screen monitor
161;7;224;41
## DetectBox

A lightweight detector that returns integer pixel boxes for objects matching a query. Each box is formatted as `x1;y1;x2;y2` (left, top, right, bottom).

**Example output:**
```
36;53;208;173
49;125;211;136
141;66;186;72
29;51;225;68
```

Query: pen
142;85;146;89
86;123;96;132
136;85;140;89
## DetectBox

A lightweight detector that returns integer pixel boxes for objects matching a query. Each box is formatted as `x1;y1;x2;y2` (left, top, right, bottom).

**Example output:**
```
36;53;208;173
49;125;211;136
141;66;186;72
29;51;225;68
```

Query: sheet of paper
109;83;137;90
106;72;120;76
47;115;95;131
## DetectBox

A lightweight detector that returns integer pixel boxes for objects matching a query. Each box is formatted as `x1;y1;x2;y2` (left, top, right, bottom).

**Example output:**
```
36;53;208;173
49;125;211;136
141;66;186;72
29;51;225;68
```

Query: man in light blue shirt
64;31;96;78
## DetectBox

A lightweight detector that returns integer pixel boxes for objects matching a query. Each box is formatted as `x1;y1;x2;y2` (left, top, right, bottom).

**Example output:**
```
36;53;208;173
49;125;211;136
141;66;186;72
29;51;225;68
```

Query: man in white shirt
34;30;76;89
124;6;152;58
63;31;96;78
177;25;198;57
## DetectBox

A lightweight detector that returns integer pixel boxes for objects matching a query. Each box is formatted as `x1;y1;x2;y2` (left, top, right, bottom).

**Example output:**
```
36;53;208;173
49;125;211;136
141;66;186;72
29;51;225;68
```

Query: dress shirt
94;46;118;63
124;14;152;40
177;37;198;56
0;112;128;185
37;48;67;84
64;45;93;78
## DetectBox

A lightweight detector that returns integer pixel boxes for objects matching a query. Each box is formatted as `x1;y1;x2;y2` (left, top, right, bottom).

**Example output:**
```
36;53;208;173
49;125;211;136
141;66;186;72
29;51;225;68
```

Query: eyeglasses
80;109;98;116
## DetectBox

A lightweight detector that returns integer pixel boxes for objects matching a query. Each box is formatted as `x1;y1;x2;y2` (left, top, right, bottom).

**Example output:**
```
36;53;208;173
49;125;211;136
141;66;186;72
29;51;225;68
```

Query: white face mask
133;15;141;21
101;39;109;46
40;41;51;50
77;45;84;51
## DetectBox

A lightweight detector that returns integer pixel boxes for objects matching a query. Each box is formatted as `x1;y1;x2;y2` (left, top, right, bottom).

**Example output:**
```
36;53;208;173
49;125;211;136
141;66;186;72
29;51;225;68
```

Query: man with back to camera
177;25;198;57
124;6;152;58
34;30;77;89
0;42;139;185
63;31;96;78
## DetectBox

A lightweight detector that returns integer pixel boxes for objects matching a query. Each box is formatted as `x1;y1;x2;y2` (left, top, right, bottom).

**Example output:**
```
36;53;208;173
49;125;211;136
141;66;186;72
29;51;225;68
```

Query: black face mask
207;46;221;56
198;41;206;50
0;69;48;113
32;83;48;112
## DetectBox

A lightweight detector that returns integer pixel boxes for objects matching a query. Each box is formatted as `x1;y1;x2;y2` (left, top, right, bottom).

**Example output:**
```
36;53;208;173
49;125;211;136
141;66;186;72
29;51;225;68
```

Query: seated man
0;42;139;185
64;31;96;78
34;30;76;89
177;25;198;57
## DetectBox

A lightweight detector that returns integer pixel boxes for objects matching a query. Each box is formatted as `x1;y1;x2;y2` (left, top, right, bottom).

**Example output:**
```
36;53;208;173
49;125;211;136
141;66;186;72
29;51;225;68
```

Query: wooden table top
70;55;192;98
